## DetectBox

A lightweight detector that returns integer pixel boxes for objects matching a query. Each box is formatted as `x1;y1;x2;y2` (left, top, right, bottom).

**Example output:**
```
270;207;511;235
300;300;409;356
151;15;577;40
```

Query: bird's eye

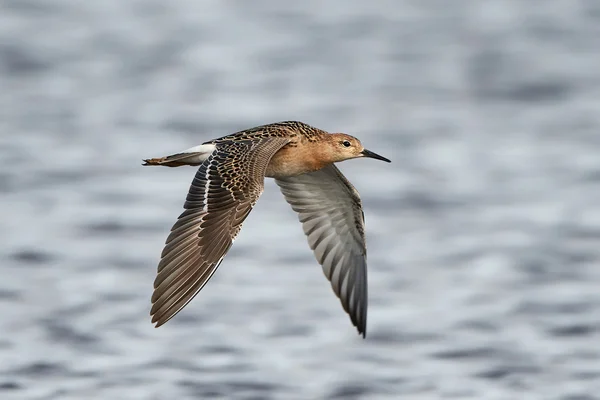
342;140;351;147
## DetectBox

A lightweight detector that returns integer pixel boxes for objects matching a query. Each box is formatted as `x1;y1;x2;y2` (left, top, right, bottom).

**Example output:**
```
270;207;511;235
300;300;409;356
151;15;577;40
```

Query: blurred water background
2;1;600;399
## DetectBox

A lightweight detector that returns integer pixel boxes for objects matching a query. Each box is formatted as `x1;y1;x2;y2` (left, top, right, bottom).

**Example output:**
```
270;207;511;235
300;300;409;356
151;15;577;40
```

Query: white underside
180;144;216;164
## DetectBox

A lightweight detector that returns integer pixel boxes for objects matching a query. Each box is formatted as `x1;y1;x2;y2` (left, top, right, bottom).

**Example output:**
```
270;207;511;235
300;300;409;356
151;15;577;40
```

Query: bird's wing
275;165;368;337
151;137;290;326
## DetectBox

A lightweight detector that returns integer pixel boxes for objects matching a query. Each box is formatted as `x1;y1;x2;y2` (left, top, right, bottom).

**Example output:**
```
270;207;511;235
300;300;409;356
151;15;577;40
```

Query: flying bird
143;121;390;337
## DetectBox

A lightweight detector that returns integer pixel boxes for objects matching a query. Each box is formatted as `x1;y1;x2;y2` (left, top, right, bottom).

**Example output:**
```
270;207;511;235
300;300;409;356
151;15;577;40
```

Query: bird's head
325;133;391;164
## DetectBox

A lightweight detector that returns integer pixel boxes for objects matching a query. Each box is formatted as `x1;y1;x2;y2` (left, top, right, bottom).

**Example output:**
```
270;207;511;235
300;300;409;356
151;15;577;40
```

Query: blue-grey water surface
2;1;600;399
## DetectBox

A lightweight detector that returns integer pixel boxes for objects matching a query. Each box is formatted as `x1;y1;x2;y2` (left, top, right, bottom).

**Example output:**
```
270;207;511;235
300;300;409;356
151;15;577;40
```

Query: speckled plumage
205;120;325;144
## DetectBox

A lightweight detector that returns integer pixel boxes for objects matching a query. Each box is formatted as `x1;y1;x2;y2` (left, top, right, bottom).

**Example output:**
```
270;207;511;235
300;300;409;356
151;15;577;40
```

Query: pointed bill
361;149;390;163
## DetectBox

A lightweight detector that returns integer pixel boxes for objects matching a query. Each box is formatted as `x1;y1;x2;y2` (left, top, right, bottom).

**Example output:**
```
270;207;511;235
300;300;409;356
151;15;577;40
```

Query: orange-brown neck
265;140;333;178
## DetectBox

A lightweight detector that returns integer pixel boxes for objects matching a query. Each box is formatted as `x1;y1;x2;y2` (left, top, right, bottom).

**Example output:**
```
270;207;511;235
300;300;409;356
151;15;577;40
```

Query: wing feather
151;137;290;326
275;165;369;337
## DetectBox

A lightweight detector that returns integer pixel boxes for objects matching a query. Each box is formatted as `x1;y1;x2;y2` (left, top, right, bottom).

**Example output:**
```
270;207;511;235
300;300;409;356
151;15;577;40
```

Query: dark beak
361;149;391;163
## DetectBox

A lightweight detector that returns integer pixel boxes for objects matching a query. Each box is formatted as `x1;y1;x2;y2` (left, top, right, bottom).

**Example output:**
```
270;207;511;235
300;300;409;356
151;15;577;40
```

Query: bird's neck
265;141;332;178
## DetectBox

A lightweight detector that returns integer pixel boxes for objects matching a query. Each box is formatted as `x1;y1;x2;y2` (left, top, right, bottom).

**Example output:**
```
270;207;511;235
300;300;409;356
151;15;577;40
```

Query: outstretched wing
275;165;368;337
151;137;290;326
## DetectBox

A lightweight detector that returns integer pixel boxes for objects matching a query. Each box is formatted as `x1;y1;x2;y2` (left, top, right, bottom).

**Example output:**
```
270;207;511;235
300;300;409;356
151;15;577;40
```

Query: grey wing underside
151;137;290;326
275;165;368;337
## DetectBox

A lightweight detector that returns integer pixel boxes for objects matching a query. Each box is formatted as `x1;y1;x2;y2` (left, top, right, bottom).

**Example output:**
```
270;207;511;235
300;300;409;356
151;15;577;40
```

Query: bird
142;121;390;337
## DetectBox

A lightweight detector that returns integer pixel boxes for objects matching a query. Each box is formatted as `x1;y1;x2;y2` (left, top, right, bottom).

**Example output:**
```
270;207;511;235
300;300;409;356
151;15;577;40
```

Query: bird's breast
265;144;327;178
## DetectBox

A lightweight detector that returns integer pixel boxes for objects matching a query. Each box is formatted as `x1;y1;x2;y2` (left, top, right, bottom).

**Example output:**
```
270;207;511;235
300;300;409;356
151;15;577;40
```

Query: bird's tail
142;144;216;167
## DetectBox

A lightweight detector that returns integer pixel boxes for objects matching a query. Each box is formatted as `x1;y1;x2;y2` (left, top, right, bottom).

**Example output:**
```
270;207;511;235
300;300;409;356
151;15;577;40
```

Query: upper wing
151;137;290;326
275;165;368;337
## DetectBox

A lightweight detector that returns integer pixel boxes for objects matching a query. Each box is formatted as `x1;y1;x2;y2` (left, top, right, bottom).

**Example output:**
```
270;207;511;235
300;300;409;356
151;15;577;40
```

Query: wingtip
357;323;366;339
152;316;164;328
150;309;163;328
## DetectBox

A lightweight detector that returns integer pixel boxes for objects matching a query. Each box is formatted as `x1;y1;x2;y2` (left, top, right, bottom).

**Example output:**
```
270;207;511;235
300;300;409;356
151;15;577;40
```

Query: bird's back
203;121;330;179
204;121;326;145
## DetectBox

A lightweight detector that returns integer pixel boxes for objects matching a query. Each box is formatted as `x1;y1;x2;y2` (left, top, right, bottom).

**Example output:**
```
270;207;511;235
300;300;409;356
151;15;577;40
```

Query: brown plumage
143;121;390;337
